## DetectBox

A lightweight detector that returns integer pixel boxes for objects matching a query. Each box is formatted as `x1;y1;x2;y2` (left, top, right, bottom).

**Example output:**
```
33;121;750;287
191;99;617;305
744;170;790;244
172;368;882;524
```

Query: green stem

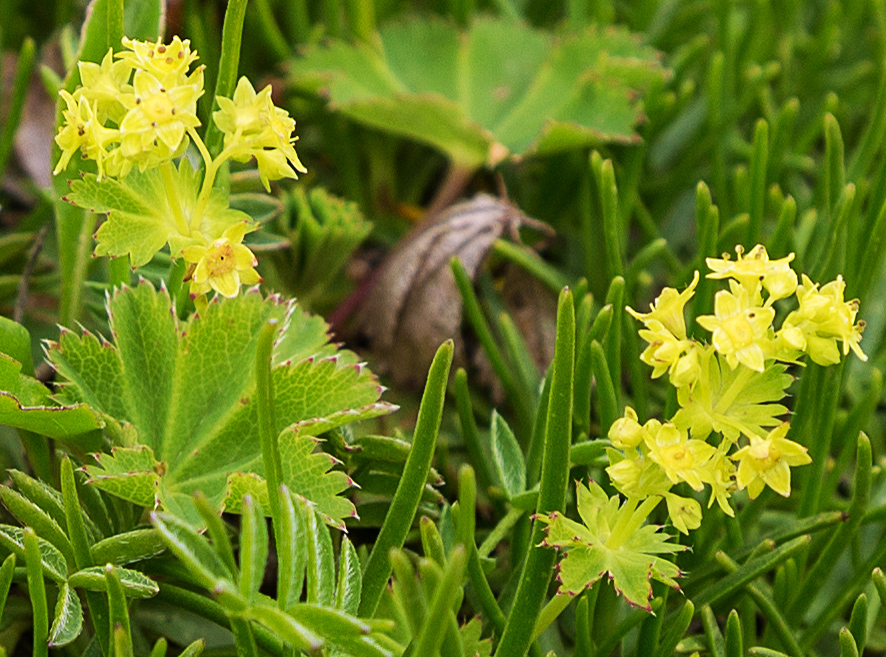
204;0;248;157
495;290;574;657
190;139;236;233
713;364;755;415
24;529;48;657
160;161;191;237
358;341;454;618
255;320;283;531
532;593;574;642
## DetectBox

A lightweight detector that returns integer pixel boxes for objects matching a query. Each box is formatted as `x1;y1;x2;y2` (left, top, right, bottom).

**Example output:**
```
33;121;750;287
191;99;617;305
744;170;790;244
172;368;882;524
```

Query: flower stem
532;593;575;643
190;134;235;233
160;160;191;238
713;361;755;416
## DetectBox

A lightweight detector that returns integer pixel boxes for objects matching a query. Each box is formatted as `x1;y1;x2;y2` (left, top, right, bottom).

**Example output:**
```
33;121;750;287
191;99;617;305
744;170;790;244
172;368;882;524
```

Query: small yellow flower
627;271;699;340
118;36;199;86
53;90;117;178
76;48;133;124
783;274;867;364
706;244;798;301
213;77;307;190
696;281;775;372
609;407;644;449
182;222;261;299
664;492;703;534
118;68;203;166
644;422;716;491
732;423;810;499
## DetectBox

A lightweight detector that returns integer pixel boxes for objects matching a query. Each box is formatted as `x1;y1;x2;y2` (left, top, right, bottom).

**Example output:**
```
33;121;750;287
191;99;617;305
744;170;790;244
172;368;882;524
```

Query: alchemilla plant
3;1;886;655
57;36;305;307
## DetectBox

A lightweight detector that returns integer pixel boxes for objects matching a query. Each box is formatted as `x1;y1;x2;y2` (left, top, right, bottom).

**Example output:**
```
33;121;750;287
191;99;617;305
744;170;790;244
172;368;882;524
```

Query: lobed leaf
291;18;669;168
68;566;159;598
48;583;83;647
47;282;395;526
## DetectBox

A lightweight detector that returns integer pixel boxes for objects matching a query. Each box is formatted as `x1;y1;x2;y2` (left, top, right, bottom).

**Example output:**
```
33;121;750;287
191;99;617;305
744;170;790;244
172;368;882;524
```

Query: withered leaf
360;193;544;387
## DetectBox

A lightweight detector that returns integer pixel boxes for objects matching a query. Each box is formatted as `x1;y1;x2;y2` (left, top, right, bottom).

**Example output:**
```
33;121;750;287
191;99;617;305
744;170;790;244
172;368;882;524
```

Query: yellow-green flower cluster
54;36;308;301
55;37;204;178
613;245;866;531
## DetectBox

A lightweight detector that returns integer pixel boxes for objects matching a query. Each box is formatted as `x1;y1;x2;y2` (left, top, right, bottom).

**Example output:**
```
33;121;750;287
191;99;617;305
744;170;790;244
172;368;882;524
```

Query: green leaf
334;537;361;616
64;160;251;267
672;350;792;442
48;282;395;526
305;506;335;606
0;487;75;565
537;481;684;610
150;512;230;591
460;617;492;657
68;566;159;598
291;18;669;167
0;353;103;440
238;495;268;602
0;315;33;375
48;583;83;647
489;411;525;498
0;524;67;582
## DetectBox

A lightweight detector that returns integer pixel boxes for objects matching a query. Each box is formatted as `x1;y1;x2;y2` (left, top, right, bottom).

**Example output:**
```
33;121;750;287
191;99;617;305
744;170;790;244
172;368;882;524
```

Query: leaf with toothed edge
0;352;103;441
65;159;252;267
47;281;396;527
536;481;684;610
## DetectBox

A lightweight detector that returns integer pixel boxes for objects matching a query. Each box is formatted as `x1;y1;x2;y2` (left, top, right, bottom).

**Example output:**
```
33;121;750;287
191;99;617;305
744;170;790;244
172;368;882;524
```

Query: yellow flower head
118;68;203;167
53;90;117;178
732;423;810;499
76;48;133;124
609;407;644;449
213;77;307;190
182;222;261;299
644;422;716;491
706;244;798;302
664;492;703;534
627;271;699;340
696;281;775;372
118;36;199;86
785;274;867;364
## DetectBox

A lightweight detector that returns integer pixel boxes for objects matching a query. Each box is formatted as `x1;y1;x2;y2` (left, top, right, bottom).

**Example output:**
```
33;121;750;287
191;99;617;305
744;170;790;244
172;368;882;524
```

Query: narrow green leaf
276;486;307;611
0;487;75;566
247;605;323;652
725;609;742;657
490;412;525;498
335;537;362;615
239;495;268;602
0;524;66;582
692;535;811;609
105;565;133;657
48;583;83;647
457;465;477;553
359;341;453;617
60;457;93;572
150;513;230;590
495;289;574;657
839;627;859;657
454;369;497;497
25;528;49;657
178;639;205;656
68;566;159;598
205;0;248;156
747;118;769;245
256;319;284;531
391;549;427;636
149;637;167;657
702;604;726;657
847;593;868;654
0;38;35;181
306;505;335;606
652;600;693;657
824;113;845;216
194;494;237;577
413;546;467;657
89;528;166;566
0;554;14;623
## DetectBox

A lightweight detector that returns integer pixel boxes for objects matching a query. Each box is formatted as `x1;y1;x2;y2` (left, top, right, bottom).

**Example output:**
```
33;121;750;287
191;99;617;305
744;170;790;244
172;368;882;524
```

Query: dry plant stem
425;162;476;218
